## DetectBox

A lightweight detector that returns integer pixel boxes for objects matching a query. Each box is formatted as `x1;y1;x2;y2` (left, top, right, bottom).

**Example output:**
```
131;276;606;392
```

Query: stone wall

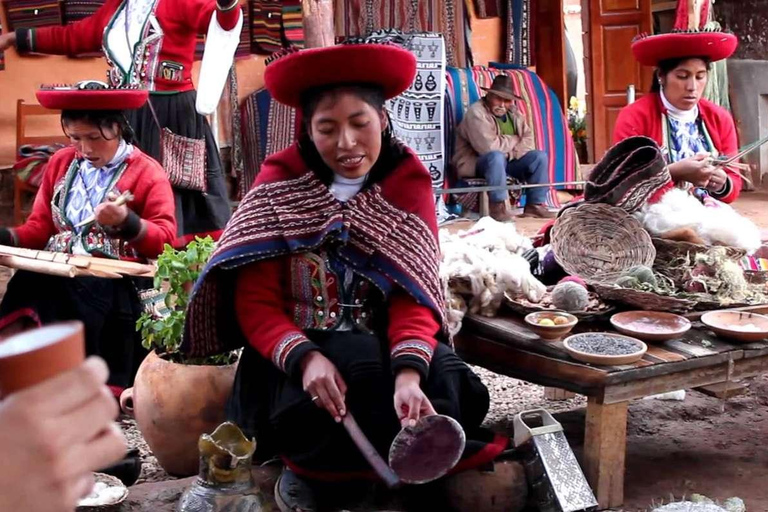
716;0;768;60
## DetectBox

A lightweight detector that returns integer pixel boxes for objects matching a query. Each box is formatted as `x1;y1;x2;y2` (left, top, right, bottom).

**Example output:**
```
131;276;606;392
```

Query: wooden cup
0;321;85;398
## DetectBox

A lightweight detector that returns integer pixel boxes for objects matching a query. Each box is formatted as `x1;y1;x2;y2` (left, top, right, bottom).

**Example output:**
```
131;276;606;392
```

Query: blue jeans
476;150;549;204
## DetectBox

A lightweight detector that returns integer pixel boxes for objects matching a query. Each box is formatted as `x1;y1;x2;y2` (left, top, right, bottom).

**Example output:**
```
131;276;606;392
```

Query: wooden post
302;0;335;49
583;397;628;510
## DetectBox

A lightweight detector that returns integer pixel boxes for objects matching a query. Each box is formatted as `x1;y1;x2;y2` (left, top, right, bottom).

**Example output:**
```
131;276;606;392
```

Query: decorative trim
272;332;310;372
391;339;434;366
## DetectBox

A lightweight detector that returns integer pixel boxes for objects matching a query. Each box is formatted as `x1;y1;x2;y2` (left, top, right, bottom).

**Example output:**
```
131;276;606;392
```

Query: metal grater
513;409;598;512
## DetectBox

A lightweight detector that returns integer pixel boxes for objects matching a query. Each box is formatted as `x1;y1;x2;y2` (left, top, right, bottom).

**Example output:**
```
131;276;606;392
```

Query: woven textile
194;5;250;61
251;0;282;54
473;0;501;19
363;30;447;190
161;127;207;191
445;66;578;208
62;0;103;23
239;87;271;198
265;97;296;157
334;0;467;67
228;66;245;185
281;0;303;48
504;0;534;66
3;0;62;30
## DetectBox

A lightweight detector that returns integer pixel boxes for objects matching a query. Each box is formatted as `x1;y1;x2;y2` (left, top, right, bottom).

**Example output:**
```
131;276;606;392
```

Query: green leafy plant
136;236;236;365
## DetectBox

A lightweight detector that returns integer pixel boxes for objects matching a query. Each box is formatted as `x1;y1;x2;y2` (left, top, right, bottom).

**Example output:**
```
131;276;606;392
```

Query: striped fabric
194;5;250;61
3;0;63;30
505;0;534;66
473;0;501;19
240;87;271;198
281;0;303;48
251;0;282;54
265;96;296;157
445;66;579;208
62;0;103;23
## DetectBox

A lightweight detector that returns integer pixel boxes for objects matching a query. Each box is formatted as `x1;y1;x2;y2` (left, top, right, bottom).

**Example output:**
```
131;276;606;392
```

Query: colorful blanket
62;0;104;23
445;66;579;208
504;0;534;66
3;0;62;30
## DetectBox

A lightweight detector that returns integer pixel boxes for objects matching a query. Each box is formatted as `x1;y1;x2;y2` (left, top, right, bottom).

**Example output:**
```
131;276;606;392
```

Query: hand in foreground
393;368;436;428
94;192;129;227
301;351;347;423
0;33;16;52
671;153;714;187
705;166;729;193
0;357;127;512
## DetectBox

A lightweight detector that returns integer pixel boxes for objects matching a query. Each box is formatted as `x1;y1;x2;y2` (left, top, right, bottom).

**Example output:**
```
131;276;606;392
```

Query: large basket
652;238;746;266
551;203;656;279
590;282;697;313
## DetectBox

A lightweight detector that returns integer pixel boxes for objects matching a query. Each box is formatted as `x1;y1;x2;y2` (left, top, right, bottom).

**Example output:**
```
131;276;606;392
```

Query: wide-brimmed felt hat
36;80;148;111
264;43;417;108
584;136;672;214
481;75;523;101
631;0;738;66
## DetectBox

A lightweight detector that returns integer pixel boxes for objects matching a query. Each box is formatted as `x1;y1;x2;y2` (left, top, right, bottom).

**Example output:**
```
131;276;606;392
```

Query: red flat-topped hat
264;43;417;108
631;0;738;66
36;80;149;111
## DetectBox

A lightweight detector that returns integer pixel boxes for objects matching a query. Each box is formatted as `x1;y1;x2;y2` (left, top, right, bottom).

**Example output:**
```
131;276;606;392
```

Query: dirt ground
4;189;768;511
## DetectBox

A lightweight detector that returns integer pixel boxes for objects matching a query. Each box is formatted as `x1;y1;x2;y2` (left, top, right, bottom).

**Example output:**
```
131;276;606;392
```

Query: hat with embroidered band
631;0;738;66
35;81;149;111
264;43;417;108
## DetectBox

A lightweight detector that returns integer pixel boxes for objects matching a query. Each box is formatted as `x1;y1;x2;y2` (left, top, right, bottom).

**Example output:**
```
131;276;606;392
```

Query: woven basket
504;290;615;322
590;282;696;313
652;238;749;287
551;203;656;280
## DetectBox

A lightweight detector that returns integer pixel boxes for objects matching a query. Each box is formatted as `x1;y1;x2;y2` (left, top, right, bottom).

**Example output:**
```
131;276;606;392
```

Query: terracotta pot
120;351;238;476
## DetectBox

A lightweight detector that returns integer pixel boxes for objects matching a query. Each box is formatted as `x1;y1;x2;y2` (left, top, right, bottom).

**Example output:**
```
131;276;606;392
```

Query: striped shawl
182;143;446;358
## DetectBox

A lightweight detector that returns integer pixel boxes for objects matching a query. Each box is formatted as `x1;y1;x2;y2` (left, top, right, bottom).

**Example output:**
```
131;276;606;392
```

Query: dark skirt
227;330;507;480
0;270;149;389
126;91;232;236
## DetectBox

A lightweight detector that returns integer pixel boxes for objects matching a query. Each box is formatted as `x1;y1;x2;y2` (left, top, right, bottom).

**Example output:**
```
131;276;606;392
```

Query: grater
513;409;598;512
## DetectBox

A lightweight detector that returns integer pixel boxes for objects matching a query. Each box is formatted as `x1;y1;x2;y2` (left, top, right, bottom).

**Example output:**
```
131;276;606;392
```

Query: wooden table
455;309;768;510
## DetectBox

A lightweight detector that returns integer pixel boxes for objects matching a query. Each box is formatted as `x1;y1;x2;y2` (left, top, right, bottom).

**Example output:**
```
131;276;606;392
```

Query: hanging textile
334;0;467;67
281;0;304;48
228;65;245;185
264;97;296;160
194;4;250;61
473;0;501;19
363;29;448;192
503;0;534;66
240;87;271;198
62;0;104;23
2;0;63;30
445;65;578;208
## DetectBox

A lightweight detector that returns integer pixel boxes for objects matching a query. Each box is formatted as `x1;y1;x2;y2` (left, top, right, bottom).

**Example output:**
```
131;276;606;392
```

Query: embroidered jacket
15;0;240;92
183;144;447;380
613;93;742;204
11;146;176;260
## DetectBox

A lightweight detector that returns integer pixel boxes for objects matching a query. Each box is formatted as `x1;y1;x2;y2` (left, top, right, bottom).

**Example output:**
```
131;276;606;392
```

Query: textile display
240;87;271;198
251;0;283;54
264;96;296;158
504;0;534;66
194;4;250;61
13;144;65;187
281;0;303;48
2;0;63;30
473;0;501;19
445;65;578;208
334;0;468;67
228;66;245;184
363;30;447;191
62;0;103;23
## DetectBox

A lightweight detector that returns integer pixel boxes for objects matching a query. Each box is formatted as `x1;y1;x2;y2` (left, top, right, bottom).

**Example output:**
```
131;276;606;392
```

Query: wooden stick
0;256;77;278
342;414;401;488
74;190;135;228
0;245;155;277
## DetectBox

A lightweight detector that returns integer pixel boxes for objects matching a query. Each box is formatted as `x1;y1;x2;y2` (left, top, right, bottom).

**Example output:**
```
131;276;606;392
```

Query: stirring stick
74;190;134;228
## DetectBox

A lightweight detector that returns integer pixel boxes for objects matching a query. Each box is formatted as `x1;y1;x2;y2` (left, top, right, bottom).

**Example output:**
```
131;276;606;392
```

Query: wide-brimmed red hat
264;43;417;108
631;0;737;66
36;81;149;111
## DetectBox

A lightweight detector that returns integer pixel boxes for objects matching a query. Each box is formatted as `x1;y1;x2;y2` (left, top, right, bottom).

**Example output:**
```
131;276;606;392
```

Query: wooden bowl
701;310;768;343
564;332;647;366
610;311;691;342
524;312;578;341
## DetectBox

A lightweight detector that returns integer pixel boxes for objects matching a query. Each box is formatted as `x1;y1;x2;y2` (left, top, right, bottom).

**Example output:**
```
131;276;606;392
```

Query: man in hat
453;75;554;220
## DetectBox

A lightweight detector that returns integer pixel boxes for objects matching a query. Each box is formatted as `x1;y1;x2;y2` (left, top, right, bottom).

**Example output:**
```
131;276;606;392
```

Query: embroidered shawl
182;143;445;357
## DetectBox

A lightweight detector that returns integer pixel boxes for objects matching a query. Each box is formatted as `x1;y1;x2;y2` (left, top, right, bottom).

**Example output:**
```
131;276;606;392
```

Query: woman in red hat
0;0;241;240
613;0;742;204
0;82;176;392
181;43;508;511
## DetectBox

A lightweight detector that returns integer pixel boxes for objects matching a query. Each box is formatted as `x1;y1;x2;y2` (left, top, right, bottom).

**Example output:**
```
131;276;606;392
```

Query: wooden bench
455;306;768;510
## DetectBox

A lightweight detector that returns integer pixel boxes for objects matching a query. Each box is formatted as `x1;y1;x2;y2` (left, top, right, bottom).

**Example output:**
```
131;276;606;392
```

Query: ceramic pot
120;351;238;476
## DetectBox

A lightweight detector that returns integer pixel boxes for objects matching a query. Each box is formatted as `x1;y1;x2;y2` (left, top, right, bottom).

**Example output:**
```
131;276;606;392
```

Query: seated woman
613;0;742;203
182;43;508;511
0;83;176;392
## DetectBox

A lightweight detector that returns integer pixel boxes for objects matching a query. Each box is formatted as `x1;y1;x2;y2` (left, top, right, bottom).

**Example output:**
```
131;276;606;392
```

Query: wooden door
584;0;652;160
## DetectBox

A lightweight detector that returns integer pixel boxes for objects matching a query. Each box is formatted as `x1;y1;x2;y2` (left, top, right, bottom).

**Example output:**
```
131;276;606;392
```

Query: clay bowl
524;312;578;341
76;473;128;511
564;332;647;366
610;311;691;342
701;310;768;343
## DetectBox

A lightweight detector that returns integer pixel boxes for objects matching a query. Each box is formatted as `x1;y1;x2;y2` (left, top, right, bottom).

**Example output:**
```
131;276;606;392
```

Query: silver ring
311;396;319;402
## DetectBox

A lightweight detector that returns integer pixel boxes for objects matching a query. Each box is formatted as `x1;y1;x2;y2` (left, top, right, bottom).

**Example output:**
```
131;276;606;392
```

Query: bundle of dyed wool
440;217;546;325
635;188;762;253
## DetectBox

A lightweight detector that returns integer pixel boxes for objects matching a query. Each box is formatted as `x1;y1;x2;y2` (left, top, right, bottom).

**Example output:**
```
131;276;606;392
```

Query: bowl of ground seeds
563;332;647;365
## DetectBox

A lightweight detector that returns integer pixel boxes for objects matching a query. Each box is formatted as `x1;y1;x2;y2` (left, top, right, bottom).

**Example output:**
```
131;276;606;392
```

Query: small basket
590;282;696;313
551;203;656;279
504;290;615;322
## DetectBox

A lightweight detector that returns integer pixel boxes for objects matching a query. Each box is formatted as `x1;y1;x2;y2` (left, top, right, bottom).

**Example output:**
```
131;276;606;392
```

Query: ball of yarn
625;265;657;287
558;276;587;290
551;281;589;311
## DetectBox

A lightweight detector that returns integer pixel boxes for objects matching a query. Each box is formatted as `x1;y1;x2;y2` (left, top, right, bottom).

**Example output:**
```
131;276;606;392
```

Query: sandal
274;467;317;512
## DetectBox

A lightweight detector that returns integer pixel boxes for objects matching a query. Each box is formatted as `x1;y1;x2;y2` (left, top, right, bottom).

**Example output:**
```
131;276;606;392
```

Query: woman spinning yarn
182;43;508;511
0;0;242;239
